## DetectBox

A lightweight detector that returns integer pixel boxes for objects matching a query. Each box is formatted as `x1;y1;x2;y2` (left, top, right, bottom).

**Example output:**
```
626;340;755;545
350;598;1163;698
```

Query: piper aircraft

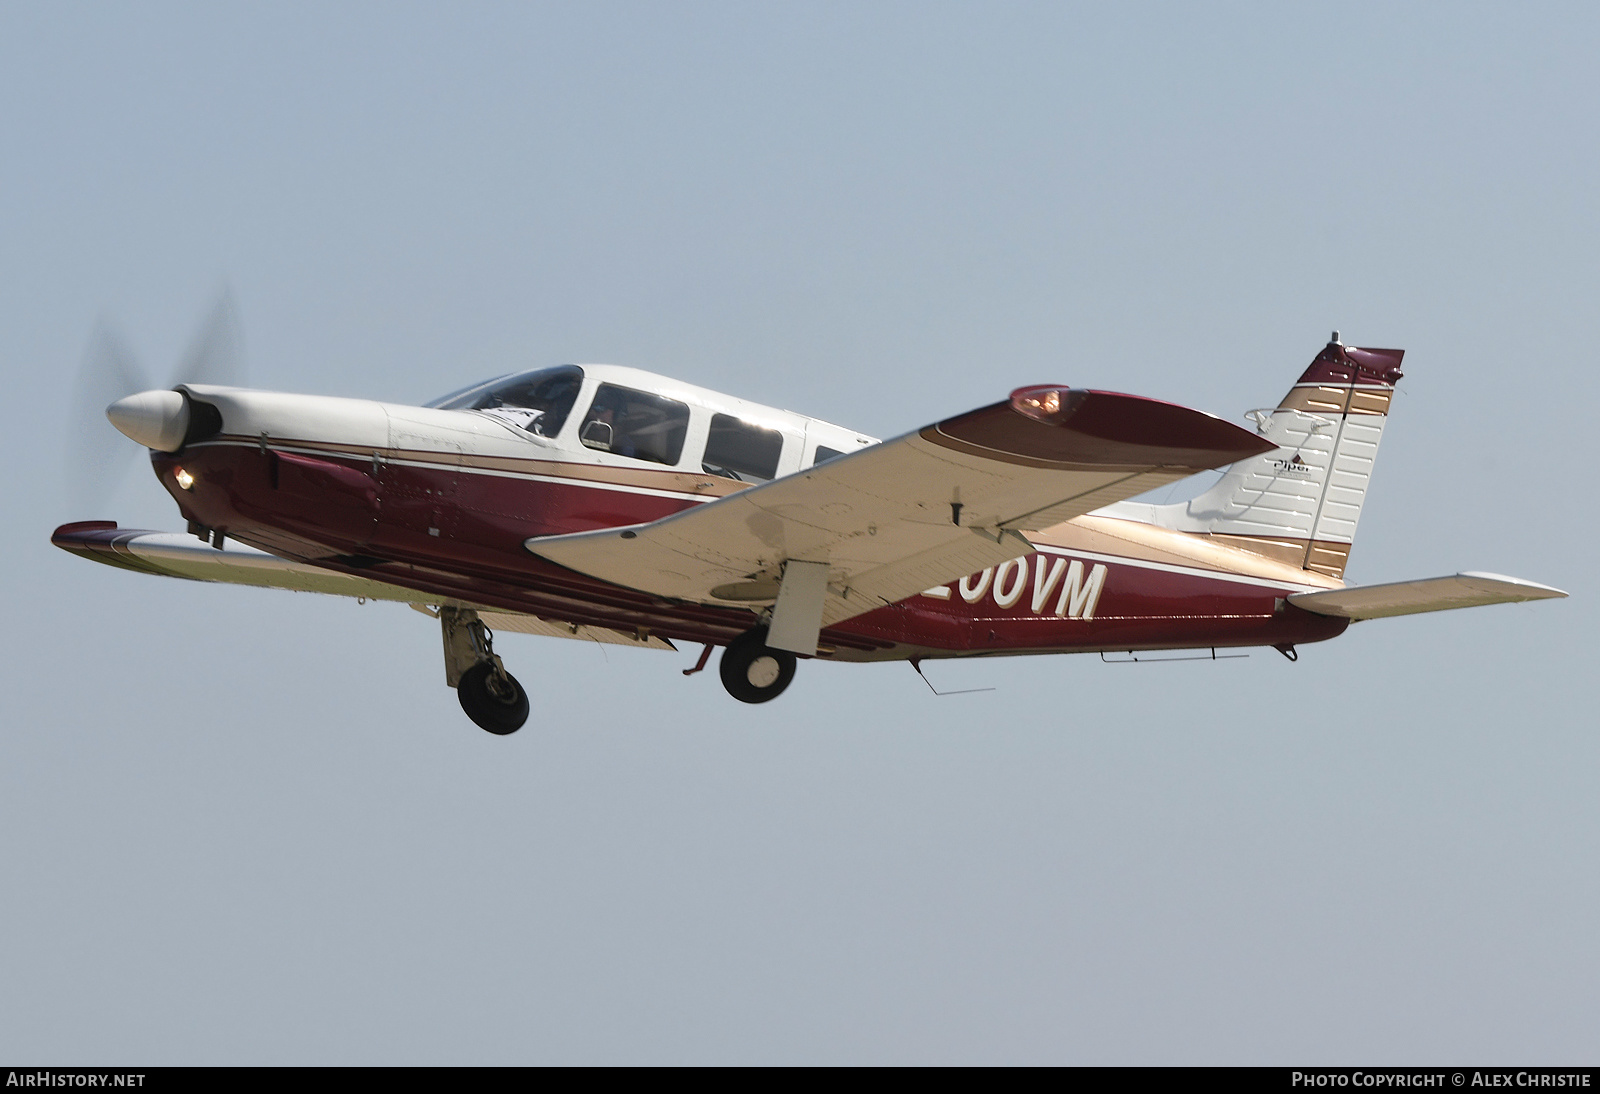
55;332;1567;734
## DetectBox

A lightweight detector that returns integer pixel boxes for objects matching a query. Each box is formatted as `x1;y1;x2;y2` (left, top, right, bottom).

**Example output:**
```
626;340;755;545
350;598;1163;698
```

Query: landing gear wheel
457;662;530;735
719;627;797;704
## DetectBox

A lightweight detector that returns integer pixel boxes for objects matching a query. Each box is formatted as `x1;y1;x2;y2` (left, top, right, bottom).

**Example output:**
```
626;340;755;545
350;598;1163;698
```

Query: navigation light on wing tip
1010;386;1088;426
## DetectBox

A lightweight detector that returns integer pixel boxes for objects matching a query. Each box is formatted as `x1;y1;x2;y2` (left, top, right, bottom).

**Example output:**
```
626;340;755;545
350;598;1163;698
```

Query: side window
704;414;783;483
811;445;845;466
579;384;690;467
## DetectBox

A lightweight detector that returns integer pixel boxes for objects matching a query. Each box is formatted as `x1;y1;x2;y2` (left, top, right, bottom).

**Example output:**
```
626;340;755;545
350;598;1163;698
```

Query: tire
719;627;797;704
457;662;530;735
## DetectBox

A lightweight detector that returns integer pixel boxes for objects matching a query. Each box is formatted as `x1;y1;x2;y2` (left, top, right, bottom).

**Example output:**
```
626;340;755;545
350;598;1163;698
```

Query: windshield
427;366;584;439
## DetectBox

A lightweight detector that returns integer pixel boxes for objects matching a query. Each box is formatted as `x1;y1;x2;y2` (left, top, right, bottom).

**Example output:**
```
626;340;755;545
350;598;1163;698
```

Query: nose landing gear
440;607;529;734
719;626;797;704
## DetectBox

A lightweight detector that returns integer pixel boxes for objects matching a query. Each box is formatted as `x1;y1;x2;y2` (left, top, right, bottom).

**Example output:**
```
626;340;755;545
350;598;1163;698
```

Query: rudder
1105;335;1404;579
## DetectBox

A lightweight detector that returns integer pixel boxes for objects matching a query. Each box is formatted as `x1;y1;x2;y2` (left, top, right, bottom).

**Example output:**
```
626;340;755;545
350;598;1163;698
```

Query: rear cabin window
579;384;690;467
812;446;845;466
704;414;783;483
429;365;584;439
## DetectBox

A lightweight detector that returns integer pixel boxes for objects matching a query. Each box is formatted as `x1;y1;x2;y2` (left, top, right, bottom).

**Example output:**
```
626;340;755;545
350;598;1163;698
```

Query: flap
1289;571;1567;620
527;388;1276;629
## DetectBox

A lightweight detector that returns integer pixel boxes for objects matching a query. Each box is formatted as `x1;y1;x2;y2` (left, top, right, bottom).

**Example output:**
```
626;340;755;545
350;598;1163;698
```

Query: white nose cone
106;390;190;452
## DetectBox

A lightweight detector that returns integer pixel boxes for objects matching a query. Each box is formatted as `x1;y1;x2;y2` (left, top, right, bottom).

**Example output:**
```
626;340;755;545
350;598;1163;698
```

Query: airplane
54;331;1567;734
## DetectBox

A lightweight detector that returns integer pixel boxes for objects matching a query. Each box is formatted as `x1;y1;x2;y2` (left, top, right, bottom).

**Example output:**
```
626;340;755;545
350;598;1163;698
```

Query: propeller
66;290;246;513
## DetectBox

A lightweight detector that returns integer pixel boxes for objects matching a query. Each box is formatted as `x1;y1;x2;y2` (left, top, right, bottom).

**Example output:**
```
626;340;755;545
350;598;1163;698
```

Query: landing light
174;468;194;491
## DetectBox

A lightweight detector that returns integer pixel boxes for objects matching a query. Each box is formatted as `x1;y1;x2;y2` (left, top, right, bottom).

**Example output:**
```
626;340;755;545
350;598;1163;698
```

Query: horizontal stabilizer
1288;571;1567;621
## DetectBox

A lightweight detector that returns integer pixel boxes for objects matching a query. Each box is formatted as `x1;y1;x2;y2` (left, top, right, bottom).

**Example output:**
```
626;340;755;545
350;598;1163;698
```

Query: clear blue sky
2;2;1595;1063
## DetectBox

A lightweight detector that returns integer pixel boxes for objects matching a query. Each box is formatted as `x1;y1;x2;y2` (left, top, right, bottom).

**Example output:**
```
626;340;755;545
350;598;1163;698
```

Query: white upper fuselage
167;363;878;483
455;363;879;475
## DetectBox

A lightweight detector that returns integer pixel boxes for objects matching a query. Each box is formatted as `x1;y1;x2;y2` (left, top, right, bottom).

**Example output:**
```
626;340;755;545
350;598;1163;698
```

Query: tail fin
1123;335;1404;579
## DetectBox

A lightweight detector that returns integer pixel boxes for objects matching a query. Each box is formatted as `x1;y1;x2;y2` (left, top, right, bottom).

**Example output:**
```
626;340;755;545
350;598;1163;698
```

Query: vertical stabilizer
1104;336;1404;579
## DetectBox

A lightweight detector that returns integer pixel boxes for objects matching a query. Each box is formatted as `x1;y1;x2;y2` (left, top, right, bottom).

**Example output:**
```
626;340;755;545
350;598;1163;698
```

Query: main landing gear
719;626;796;704
436;614;798;724
440;607;529;734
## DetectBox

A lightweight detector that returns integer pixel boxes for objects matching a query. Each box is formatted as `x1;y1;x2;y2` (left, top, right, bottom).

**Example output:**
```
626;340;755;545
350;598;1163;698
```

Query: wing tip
52;519;120;545
933;392;1275;470
1456;571;1569;599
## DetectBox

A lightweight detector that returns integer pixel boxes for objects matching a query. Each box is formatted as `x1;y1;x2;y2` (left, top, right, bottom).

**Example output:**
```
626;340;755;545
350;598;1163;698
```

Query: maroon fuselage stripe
122;440;1347;660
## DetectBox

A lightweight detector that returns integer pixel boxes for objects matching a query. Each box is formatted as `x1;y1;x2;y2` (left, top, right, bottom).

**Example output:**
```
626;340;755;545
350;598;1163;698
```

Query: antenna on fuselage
909;658;994;697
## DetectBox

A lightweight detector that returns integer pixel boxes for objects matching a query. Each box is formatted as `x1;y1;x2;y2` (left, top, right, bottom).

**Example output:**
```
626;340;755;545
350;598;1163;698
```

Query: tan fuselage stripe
1277;384;1393;416
193;435;754;499
1027;516;1345;588
1200;534;1353;578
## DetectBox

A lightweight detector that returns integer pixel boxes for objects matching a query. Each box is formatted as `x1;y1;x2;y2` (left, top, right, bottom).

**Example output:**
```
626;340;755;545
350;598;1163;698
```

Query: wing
51;522;675;650
527;387;1276;652
1288;571;1567;621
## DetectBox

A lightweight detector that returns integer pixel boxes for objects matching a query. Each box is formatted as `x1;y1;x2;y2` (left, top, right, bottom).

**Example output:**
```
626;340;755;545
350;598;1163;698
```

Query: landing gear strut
719;626;797;704
440;607;529;734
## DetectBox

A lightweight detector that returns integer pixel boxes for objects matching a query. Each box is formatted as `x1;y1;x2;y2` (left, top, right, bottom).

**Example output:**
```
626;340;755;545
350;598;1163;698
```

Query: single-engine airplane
55;331;1566;734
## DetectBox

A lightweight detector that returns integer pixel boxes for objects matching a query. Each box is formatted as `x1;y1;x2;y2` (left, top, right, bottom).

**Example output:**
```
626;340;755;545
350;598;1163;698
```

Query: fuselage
147;364;1349;662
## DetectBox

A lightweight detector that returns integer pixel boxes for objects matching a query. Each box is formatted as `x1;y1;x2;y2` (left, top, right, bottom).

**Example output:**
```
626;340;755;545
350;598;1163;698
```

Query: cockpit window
704;414;783;482
578;383;689;467
426;366;584;439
